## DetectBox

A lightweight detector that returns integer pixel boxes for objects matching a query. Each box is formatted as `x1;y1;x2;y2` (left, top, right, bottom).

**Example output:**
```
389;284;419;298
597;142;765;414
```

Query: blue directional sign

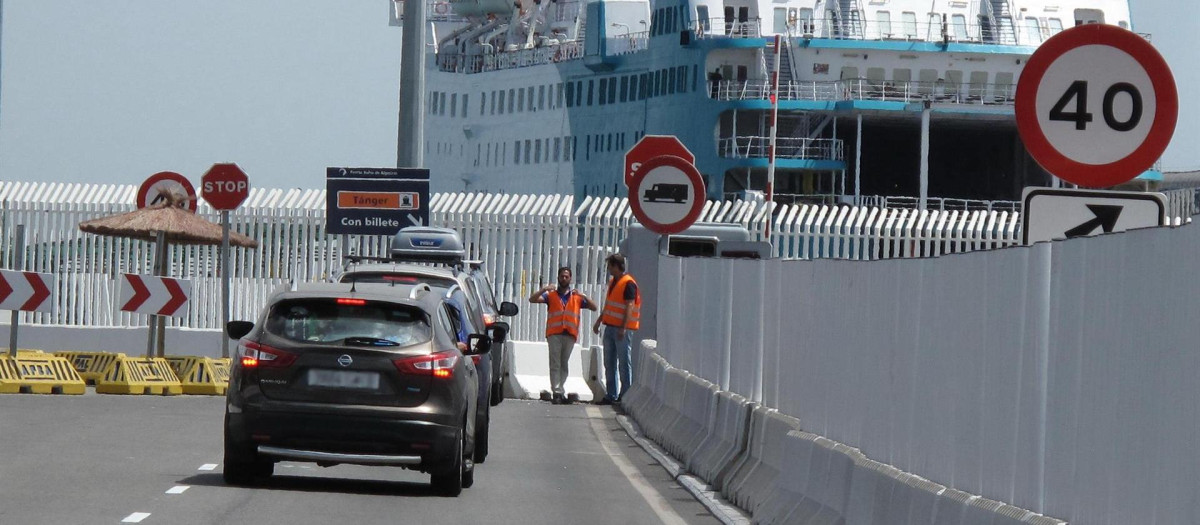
326;168;430;235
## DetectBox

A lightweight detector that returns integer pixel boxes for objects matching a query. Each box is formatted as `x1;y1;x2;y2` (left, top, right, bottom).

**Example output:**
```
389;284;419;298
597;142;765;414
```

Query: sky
0;1;1197;192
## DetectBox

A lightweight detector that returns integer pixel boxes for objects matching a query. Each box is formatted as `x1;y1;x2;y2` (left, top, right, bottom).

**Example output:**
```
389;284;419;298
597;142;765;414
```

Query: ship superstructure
392;0;1144;204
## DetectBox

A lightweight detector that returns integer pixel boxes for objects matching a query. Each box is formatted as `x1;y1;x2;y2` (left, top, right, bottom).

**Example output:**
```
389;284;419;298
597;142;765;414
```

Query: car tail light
394;351;459;379
337;298;367;306
238;341;296;369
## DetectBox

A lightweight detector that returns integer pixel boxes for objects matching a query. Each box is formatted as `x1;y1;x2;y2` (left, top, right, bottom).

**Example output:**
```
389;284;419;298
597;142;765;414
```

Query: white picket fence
0;181;1027;346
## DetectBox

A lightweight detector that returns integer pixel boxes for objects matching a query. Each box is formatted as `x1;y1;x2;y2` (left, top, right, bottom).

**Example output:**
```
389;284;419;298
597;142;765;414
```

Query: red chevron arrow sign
0;270;54;313
119;274;192;317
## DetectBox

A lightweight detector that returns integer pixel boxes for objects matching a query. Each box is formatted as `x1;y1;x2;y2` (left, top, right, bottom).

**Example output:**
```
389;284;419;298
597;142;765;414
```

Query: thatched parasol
78;197;258;248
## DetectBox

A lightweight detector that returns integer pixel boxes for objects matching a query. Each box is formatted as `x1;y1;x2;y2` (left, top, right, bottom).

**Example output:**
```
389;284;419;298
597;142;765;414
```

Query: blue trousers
602;325;632;401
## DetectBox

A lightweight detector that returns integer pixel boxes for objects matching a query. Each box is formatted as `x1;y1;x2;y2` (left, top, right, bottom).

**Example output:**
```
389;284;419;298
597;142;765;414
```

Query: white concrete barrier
646;368;690;443
722;407;804;515
504;340;594;401
685;390;753;491
661;374;718;464
622;342;662;419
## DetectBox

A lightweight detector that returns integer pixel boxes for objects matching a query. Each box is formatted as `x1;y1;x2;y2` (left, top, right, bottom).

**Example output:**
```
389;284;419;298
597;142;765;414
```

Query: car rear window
265;298;431;346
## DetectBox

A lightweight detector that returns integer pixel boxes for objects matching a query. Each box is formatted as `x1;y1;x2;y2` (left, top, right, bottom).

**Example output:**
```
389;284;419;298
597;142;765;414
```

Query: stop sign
201;163;250;210
624;135;695;187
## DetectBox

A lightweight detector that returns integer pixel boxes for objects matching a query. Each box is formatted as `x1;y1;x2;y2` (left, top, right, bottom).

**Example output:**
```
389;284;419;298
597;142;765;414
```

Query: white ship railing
605;31;649;56
858;195;1021;213
391;0;470;23
719;136;844;161
435;40;584;73
692;17;762;39
711;79;1017;106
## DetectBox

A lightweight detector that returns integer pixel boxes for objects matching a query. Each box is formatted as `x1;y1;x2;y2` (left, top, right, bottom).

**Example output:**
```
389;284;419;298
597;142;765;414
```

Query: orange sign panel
336;191;419;210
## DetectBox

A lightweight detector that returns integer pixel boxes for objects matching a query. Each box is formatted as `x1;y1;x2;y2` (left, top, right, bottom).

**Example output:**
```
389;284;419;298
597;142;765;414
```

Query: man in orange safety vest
591;253;640;405
529;266;598;404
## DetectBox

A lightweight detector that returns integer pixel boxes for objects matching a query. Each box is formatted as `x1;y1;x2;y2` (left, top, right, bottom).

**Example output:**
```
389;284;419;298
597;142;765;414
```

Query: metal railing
710;78;1017;106
435;40;584;74
605;31;649;56
787;17;1060;46
858;195;1021;213
692;17;762;39
392;0;470;23
719;136;844;161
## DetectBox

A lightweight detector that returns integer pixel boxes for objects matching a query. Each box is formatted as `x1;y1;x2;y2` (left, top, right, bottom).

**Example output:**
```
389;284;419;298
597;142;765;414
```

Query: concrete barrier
627;353;669;423
660;374;718;464
722;407;804;515
645;368;690;443
622;344;662;419
503;340;594;401
686;390;753;491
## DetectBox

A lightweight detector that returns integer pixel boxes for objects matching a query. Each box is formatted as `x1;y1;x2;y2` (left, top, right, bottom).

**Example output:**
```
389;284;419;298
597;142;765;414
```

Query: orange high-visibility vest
601;274;641;330
545;290;584;338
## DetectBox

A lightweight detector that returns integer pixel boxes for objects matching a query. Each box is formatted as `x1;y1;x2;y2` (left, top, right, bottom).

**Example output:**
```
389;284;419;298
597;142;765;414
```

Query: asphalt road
0;393;721;525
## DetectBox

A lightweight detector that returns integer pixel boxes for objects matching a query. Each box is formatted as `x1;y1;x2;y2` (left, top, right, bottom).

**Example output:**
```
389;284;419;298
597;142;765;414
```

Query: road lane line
165;486;190;495
198;464;217;471
121;512;151;523
585;406;688;525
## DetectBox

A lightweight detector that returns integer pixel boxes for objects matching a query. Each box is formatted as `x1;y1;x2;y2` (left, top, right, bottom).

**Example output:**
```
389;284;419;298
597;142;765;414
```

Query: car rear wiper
343;337;400;347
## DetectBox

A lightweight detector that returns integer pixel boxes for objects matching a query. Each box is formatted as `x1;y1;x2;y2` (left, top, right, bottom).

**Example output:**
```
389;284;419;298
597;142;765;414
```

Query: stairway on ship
990;0;1017;45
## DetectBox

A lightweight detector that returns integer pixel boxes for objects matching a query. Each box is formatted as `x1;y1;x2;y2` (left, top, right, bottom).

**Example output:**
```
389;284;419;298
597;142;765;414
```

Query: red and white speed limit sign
1016;24;1177;188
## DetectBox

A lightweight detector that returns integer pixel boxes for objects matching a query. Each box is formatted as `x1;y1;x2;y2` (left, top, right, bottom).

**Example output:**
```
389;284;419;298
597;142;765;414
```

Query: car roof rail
408;283;433;300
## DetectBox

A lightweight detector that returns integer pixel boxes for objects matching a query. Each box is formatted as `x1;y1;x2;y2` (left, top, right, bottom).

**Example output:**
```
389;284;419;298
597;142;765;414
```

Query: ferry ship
391;0;1152;205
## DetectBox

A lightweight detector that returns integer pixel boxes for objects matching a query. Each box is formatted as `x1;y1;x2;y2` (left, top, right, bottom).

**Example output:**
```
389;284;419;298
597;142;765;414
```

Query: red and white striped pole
765;34;782;247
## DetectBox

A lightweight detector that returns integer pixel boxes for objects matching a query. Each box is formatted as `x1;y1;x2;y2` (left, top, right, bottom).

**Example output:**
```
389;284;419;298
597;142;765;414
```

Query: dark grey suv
222;282;489;496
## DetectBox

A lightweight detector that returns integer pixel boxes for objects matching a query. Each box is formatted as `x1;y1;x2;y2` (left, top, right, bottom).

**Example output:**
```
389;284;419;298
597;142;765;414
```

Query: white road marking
122;512;151;523
585;406;688;525
166;485;190;495
198;464;217;471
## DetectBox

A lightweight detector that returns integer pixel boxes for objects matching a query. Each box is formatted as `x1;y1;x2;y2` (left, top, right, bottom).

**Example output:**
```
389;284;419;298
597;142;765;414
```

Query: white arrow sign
1022;188;1167;245
119;274;192;317
0;270;54;313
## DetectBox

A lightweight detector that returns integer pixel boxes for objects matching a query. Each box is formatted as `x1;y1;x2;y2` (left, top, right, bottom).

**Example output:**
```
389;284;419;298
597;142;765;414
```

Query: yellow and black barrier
0;352;86;395
94;355;183;396
164;356;231;396
53;351;122;385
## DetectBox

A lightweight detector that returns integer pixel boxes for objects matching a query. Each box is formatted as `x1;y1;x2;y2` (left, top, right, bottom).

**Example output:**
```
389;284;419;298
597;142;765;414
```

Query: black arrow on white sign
1064;204;1123;238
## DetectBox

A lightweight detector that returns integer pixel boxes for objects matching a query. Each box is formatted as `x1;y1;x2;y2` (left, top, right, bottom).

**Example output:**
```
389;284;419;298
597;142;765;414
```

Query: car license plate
308;369;380;390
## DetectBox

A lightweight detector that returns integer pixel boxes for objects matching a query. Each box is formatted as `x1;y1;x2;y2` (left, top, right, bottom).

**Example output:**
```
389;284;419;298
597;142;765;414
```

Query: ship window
508;89;516;113
462;94;469;118
620;76;629;102
526;87;534;111
599;79;608;105
539;85;546;110
629;75;638;100
518;89;525;112
799;8;814;34
514;141;521;164
524;140;532;164
665;8;673;34
490;91;497;115
945;70;963;96
692;64;698;92
652;9;660;36
566;82;575;107
697;6;709;32
498;90;505;114
450;93;458;116
925;13;940;41
557;83;564;108
567;136;574;161
587;80;594;106
535;140;542;163
678;66;687;92
607;133;613;151
892;68;912;84
918;69;938;95
1047;18;1063;36
480;92;486;115
608;77;617;103
585;136;590;159
968;71;988;99
877;11;892;38
575;81;583;106
430;92;437;114
659;69;667;96
1023;18;1043;44
901;12;917;39
951;15;967;41
774;8;787;34
554;138;561;162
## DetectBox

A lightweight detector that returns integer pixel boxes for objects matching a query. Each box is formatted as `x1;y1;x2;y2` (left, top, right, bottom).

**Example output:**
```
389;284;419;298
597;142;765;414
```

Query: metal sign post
765;34;782;247
146;231;166;359
220;210;231;358
8;225;23;358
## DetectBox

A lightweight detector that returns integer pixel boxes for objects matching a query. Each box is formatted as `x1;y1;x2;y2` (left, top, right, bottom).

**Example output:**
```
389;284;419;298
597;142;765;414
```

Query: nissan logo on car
337;355;353;367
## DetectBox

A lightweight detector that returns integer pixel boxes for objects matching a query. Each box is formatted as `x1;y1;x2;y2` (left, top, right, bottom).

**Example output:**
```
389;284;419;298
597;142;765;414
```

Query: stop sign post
625;135;695;187
201;163;250;359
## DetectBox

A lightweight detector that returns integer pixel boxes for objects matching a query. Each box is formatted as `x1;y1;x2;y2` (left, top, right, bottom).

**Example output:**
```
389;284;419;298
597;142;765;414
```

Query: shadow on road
179;472;441;498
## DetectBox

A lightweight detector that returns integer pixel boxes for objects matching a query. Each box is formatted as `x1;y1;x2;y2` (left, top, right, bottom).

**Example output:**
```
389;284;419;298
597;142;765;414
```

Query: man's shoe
566;393;580;404
596;397;614;406
539;390;552;402
552;393;564;405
